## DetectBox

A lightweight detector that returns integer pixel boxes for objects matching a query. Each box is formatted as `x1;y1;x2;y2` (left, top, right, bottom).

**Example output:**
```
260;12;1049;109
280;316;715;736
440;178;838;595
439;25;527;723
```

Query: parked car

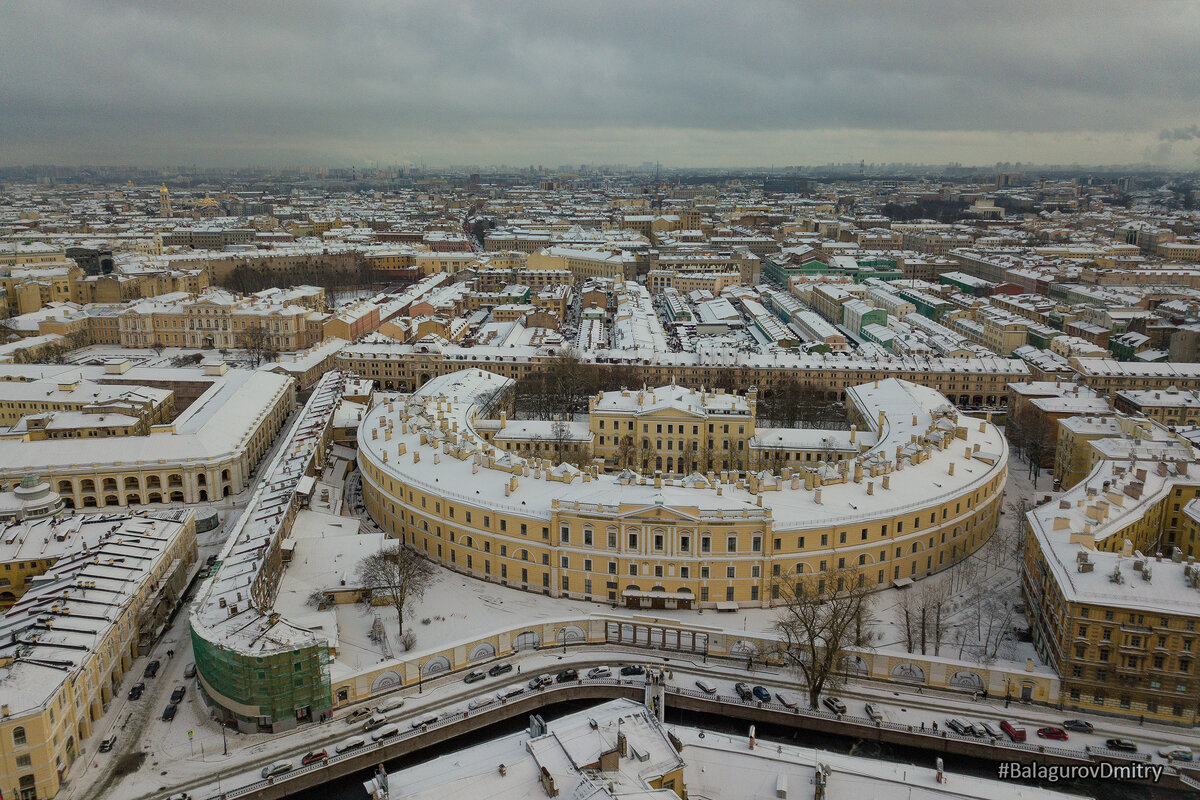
161;704;177;722
528;674;552;689
695;680;718;695
170;686;186;704
165;794;190;800
411;714;439;729
1037;727;1068;741
619;664;645;676
335;737;365;754
734;682;754;700
980;722;1002;739
968;722;988;737
468;695;498;711
586;666;612;679
1159;747;1194;761
371;725;400;742
488;662;514;677
1063;719;1093;733
501;686;526;699
822;697;847;714
346;708;372;724
128;682;145;701
261;761;291;779
99;735;116;753
1000;720;1026;742
864;703;882;722
464;670;487;684
362;715;388;732
752;686;772;703
1105;739;1138;753
556;668;578;683
183;662;197;679
143;660;160;678
944;718;968;735
374;697;405;715
301;749;327;765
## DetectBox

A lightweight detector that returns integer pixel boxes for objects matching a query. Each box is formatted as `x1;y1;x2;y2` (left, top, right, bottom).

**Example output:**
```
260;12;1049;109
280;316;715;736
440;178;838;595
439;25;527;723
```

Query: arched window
13;726;26;746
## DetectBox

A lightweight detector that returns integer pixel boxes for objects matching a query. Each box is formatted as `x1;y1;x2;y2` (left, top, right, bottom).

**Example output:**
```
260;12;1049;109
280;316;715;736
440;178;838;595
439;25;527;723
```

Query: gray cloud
2;0;1199;166
1160;125;1200;142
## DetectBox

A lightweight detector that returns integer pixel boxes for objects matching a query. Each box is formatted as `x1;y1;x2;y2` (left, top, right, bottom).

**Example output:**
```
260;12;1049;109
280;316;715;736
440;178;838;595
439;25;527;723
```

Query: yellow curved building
359;369;1007;608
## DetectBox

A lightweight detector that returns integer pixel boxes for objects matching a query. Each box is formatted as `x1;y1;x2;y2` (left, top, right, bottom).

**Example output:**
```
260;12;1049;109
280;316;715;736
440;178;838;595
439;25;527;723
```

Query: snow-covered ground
65;437;1101;800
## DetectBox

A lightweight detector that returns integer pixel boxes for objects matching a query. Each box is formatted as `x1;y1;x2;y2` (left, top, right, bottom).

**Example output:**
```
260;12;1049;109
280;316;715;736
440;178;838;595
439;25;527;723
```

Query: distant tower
159;183;172;217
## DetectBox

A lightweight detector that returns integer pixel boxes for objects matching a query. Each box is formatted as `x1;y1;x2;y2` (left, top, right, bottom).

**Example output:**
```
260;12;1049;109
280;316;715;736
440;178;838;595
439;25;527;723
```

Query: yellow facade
358;372;1007;609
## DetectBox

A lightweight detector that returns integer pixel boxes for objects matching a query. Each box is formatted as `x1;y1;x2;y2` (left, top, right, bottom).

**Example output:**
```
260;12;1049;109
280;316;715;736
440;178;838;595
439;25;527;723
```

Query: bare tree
772;567;875;709
355;544;436;636
238;323;272;367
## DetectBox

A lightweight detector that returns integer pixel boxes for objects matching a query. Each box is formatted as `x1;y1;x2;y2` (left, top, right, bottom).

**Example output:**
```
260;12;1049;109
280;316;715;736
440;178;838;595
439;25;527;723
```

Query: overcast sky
3;0;1199;168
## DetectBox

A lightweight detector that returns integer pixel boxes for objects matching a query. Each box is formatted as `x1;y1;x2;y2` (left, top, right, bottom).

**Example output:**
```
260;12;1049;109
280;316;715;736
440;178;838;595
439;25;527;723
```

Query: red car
1037;727;1068;741
301;749;327;766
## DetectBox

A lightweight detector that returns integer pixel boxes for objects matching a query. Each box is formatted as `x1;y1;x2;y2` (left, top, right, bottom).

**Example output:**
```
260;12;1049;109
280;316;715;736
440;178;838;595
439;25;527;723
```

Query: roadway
118;646;1200;800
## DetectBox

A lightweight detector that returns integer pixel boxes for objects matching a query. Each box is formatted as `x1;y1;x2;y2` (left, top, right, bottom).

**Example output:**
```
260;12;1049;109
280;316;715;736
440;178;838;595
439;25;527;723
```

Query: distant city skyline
2;1;1199;169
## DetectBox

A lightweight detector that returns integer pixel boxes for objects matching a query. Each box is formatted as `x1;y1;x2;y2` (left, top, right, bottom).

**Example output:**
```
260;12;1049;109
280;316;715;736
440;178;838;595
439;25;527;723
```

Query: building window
13;726;26;746
726;536;737;553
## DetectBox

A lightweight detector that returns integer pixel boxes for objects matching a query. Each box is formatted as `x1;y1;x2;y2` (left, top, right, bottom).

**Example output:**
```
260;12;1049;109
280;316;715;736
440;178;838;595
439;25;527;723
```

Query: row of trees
1004;405;1057;487
218;257;378;296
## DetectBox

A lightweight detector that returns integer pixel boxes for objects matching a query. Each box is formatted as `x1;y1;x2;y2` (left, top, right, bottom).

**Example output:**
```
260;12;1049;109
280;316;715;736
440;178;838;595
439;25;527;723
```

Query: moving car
362;715;387;732
301;749;327;765
1105;739;1138;753
1062;719;1093;733
822;697;847;714
528;675;552;689
488;662;514;677
1000;720;1026;742
170;686;186;704
752;686;772;702
1159;747;1194;761
346;708;372;724
99;735;116;753
143;660;160;678
864;703;882;722
161;704;177;722
335;737;365;754
734;682;754;700
556;668;578;683
586;666;612;679
183;663;197;679
695;680;717;695
1037;727;1068;741
371;725;400;742
463;670;486;684
128;682;145;701
261;761;291;779
619;664;645;676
